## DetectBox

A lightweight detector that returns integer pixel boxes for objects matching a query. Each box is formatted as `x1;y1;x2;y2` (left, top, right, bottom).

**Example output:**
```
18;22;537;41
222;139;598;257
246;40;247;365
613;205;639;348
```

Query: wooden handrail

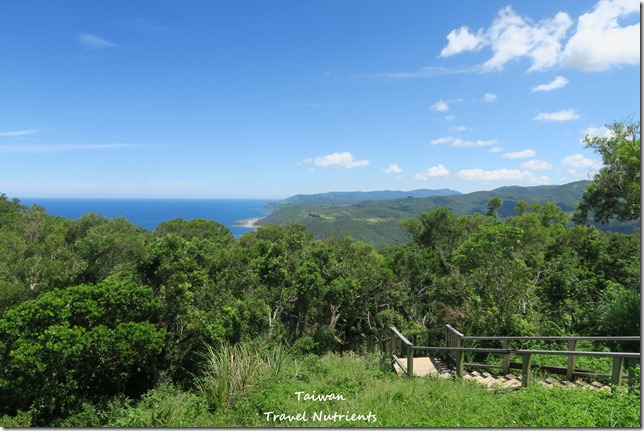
515;349;640;358
388;324;639;388
390;327;413;346
463;335;640;341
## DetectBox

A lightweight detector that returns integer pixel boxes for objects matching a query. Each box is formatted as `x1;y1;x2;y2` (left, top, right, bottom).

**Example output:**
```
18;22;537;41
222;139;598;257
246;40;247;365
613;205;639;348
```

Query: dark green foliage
574;120;641;224
0;280;165;424
154;217;234;243
0;184;639;425
71;216;147;284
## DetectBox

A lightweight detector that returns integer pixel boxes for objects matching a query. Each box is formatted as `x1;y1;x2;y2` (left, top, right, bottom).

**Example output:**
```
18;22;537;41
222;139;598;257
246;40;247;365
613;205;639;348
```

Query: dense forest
0;121;640;426
262;180;639;248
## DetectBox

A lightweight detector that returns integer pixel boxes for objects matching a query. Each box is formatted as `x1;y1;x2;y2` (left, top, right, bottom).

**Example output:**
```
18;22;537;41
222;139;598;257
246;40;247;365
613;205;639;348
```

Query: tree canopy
574;120;641;224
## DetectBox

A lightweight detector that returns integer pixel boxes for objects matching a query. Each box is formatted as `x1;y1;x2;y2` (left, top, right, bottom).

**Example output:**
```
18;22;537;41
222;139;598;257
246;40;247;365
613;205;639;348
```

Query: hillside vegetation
262;181;638;248
0;191;640;426
0;121;640;427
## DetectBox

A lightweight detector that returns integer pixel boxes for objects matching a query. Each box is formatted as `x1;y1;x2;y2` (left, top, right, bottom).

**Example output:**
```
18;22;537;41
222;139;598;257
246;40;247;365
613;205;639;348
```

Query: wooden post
502;340;510;375
408;346;414;378
391;328;396;356
522;354;532;387
566;340;577;381
455;349;464;377
611;356;624;386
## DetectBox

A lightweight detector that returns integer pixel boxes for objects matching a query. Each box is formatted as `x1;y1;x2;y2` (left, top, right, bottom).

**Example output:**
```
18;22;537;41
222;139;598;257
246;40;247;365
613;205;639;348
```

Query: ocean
18;198;277;238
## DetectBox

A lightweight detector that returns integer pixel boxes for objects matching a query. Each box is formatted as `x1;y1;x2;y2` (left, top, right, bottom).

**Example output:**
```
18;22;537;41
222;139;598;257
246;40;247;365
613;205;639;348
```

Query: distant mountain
261;181;639;248
273;188;461;206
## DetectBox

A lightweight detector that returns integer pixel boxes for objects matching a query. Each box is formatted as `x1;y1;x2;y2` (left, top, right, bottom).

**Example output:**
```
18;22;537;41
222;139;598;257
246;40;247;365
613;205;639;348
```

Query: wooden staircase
394;356;612;391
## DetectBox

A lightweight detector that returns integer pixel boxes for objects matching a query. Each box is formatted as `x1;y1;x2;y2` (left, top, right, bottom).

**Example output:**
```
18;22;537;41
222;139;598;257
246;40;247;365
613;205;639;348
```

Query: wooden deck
393;356;451;378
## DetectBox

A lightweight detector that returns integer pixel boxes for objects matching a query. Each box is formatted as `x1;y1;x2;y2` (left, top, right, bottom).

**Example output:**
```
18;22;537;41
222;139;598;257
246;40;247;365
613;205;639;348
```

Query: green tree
486;196;503;219
574;120;640;224
72;217;147;284
0;281;165;424
154;218;233;244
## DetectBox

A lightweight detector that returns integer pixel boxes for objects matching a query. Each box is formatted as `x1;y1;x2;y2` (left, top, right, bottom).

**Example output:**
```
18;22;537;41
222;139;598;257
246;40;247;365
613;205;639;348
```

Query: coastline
234;217;264;230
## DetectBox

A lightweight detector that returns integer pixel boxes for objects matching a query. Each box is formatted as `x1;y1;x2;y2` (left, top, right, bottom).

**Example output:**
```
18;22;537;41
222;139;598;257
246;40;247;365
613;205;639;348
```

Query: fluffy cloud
431;100;449;112
385;164;402;174
560;0;639;71
483;93;497;102
430;136;454;145
300;152;370;169
582;126;615;140
502;149;536;159
78;33;117;49
532;76;569;92
414;164;450;180
561;153;597;168
440;6;572;72
533;109;580;122
521;159;553;170
457;168;535;181
430;136;497;147
439;0;638;72
440;26;485;57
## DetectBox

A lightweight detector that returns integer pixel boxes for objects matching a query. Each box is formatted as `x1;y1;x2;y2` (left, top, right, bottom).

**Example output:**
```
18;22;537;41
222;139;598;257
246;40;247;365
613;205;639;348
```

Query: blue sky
1;0;639;198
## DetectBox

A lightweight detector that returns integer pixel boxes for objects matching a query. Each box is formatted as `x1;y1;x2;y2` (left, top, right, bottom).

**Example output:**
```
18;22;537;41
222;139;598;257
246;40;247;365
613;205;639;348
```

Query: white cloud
561;153;598;168
430;137;498;147
0;143;136;154
414;164;450;180
483;93;497;102
431;100;449;112
440;26;485;57
302;152;370;169
440;6;573;72
78;33;117;49
521;159;553;170
489;146;504;153
450;126;471;132
438;1;638;73
430;136;454;145
444;115;456;122
560;0;639;71
532;75;569;92
0;129;39;137
484;7;573;72
582;126;615;140
457;168;535;181
451;138;498;147
503;149;535;159
385;164;402;174
533;109;580;122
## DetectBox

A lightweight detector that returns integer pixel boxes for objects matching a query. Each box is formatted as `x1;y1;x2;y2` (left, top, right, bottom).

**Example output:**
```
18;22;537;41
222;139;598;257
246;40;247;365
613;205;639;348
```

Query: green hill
261;181;639;248
271;188;461;206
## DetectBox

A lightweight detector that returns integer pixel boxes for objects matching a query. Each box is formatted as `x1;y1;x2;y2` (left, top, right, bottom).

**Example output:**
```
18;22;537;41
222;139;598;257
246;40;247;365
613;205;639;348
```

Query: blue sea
19;198;277;238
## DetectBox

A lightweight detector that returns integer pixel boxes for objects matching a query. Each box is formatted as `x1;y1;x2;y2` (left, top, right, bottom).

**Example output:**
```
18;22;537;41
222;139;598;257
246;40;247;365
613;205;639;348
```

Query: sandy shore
233;217;264;229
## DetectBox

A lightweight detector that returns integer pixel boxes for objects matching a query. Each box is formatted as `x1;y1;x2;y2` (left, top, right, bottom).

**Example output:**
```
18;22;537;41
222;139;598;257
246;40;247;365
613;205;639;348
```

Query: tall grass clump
196;341;294;412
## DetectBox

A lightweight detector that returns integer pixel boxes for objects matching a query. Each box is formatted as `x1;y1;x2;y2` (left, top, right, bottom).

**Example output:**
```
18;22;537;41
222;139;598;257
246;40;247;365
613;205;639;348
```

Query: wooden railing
386;325;640;388
461;334;640;381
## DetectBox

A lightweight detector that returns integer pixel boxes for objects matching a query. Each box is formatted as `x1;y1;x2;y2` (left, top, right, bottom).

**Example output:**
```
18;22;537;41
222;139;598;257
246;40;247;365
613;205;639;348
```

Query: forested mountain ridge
272;188;461;206
261;180;638;248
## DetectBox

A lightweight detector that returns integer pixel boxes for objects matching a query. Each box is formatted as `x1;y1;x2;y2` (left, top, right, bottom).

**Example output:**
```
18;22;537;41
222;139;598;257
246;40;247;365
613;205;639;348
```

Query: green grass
9;344;637;427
